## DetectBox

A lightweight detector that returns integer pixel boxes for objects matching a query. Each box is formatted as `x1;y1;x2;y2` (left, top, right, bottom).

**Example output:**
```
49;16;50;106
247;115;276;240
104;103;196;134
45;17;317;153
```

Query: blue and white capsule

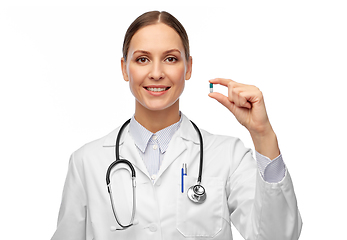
209;83;213;93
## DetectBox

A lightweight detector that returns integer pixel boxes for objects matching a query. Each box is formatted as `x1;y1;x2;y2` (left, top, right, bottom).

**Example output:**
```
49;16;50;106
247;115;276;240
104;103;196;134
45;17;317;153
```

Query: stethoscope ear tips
187;184;207;204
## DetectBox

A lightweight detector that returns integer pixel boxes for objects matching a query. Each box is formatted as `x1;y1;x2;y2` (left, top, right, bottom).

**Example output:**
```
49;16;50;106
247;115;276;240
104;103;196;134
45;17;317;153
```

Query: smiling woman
51;10;302;240
121;21;192;132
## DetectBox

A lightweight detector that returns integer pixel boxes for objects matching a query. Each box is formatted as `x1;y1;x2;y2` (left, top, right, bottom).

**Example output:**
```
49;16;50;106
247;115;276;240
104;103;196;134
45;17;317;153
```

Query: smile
145;87;171;92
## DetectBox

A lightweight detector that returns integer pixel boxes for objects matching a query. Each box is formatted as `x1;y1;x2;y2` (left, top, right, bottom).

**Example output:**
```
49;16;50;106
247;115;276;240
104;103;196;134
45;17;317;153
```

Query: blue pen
181;163;187;193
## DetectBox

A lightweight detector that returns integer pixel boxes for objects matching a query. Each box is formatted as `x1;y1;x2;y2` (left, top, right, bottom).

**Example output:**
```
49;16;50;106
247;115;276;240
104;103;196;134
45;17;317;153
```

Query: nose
148;61;165;80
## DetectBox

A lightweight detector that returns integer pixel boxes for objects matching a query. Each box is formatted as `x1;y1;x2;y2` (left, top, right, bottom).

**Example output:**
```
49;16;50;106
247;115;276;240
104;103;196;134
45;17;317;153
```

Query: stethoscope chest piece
187;184;206;204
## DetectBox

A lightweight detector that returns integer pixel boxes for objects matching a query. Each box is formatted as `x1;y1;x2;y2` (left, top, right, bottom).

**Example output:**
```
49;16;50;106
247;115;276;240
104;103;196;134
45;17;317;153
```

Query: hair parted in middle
122;11;190;62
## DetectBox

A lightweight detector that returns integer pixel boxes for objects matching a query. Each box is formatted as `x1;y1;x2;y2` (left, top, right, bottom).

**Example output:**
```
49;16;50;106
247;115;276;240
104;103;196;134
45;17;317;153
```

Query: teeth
146;87;168;92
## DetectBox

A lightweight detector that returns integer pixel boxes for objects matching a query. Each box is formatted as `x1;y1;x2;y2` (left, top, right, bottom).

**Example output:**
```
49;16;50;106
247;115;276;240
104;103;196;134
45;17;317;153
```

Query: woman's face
121;23;192;113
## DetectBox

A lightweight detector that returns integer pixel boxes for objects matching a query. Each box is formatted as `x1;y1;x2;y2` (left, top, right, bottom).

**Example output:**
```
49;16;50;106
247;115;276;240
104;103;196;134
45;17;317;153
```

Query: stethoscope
106;119;206;230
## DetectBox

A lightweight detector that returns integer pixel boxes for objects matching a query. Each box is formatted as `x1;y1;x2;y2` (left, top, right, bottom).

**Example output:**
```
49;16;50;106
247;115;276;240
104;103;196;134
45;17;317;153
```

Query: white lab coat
51;114;302;240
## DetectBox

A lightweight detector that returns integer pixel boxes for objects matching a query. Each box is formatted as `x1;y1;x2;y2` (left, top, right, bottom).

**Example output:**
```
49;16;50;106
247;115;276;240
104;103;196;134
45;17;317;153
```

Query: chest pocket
176;176;224;238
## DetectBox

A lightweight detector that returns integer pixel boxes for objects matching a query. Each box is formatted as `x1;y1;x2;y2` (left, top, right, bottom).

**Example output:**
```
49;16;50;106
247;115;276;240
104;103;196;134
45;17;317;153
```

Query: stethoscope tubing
115;119;131;163
189;120;203;184
106;159;135;188
107;177;136;229
106;118;206;230
106;118;136;229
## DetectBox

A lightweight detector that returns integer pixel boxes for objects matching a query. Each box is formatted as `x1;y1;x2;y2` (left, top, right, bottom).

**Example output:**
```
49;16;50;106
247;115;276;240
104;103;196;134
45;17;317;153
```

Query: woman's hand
208;78;270;134
208;78;280;160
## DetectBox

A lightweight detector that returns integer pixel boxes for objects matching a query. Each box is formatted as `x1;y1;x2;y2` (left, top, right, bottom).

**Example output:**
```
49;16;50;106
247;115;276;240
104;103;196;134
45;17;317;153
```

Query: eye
165;56;178;63
136;57;149;64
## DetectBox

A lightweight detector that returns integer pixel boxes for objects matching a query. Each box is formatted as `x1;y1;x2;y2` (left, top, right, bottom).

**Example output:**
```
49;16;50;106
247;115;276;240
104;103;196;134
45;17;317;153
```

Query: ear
185;56;193;80
121;57;129;82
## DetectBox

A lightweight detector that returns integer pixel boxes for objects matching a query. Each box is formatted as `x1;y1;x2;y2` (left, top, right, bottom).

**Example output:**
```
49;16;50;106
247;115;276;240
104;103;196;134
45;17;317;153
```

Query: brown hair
122;11;190;62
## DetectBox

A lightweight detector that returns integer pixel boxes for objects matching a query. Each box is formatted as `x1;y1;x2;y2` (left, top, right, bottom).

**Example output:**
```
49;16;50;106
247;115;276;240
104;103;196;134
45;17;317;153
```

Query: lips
145;87;170;92
143;85;171;96
144;85;171;92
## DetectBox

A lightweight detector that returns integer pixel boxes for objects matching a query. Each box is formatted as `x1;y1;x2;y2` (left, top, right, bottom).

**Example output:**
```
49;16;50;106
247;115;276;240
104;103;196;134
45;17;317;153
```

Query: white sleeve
227;140;302;240
51;153;87;240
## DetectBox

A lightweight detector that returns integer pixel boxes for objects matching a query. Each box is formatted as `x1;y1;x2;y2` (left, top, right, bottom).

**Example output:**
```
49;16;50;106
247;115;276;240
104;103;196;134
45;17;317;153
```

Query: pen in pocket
181;163;187;193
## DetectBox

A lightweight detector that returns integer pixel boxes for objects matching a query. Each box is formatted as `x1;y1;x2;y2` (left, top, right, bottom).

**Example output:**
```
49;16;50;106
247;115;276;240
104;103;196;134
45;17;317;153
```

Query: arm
227;141;302;239
51;153;87;240
209;78;302;239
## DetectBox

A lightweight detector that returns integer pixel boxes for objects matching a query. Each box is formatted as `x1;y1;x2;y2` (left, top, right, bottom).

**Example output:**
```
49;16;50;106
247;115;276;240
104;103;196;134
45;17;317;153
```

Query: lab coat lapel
156;114;199;181
156;132;187;180
119;128;150;179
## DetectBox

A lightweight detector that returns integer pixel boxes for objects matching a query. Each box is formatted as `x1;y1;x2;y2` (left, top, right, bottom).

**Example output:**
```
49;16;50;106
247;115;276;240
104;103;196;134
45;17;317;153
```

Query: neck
134;100;180;133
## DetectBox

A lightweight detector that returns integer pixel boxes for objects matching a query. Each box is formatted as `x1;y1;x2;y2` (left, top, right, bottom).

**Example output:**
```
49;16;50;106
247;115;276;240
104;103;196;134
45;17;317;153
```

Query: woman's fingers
208;78;270;134
230;87;252;109
209;78;252;109
209;78;234;87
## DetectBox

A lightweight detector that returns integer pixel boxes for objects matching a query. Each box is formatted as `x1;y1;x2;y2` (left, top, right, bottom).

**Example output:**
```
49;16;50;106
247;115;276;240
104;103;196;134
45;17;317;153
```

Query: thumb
208;92;236;114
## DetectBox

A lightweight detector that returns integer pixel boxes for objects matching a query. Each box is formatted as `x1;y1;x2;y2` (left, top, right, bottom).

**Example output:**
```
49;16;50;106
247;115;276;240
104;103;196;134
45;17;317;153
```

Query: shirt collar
129;113;183;154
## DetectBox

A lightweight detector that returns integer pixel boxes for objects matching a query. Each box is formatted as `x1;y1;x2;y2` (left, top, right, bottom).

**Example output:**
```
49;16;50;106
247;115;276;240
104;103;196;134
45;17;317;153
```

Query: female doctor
51;11;302;240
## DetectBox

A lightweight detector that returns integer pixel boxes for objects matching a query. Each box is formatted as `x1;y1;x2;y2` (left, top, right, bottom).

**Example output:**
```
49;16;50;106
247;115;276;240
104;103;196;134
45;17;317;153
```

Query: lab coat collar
103;121;149;178
102;114;200;180
102;113;199;147
179;113;200;144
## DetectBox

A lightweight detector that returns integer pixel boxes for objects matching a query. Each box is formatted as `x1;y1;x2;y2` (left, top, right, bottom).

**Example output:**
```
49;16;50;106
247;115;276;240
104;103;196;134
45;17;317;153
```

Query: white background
1;0;346;239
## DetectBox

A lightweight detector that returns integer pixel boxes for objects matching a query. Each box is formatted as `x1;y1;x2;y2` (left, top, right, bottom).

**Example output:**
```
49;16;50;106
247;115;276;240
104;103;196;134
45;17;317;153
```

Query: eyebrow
133;50;150;55
133;49;181;55
163;49;181;55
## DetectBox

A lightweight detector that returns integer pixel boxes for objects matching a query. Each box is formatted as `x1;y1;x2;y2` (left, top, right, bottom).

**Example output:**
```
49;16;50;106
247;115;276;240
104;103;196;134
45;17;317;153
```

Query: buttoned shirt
129;113;285;183
129;115;182;181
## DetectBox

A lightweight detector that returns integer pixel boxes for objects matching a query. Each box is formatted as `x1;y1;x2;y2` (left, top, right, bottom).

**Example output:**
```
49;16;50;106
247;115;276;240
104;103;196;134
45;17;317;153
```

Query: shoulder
200;128;255;175
201;128;251;155
182;113;250;154
70;124;122;164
